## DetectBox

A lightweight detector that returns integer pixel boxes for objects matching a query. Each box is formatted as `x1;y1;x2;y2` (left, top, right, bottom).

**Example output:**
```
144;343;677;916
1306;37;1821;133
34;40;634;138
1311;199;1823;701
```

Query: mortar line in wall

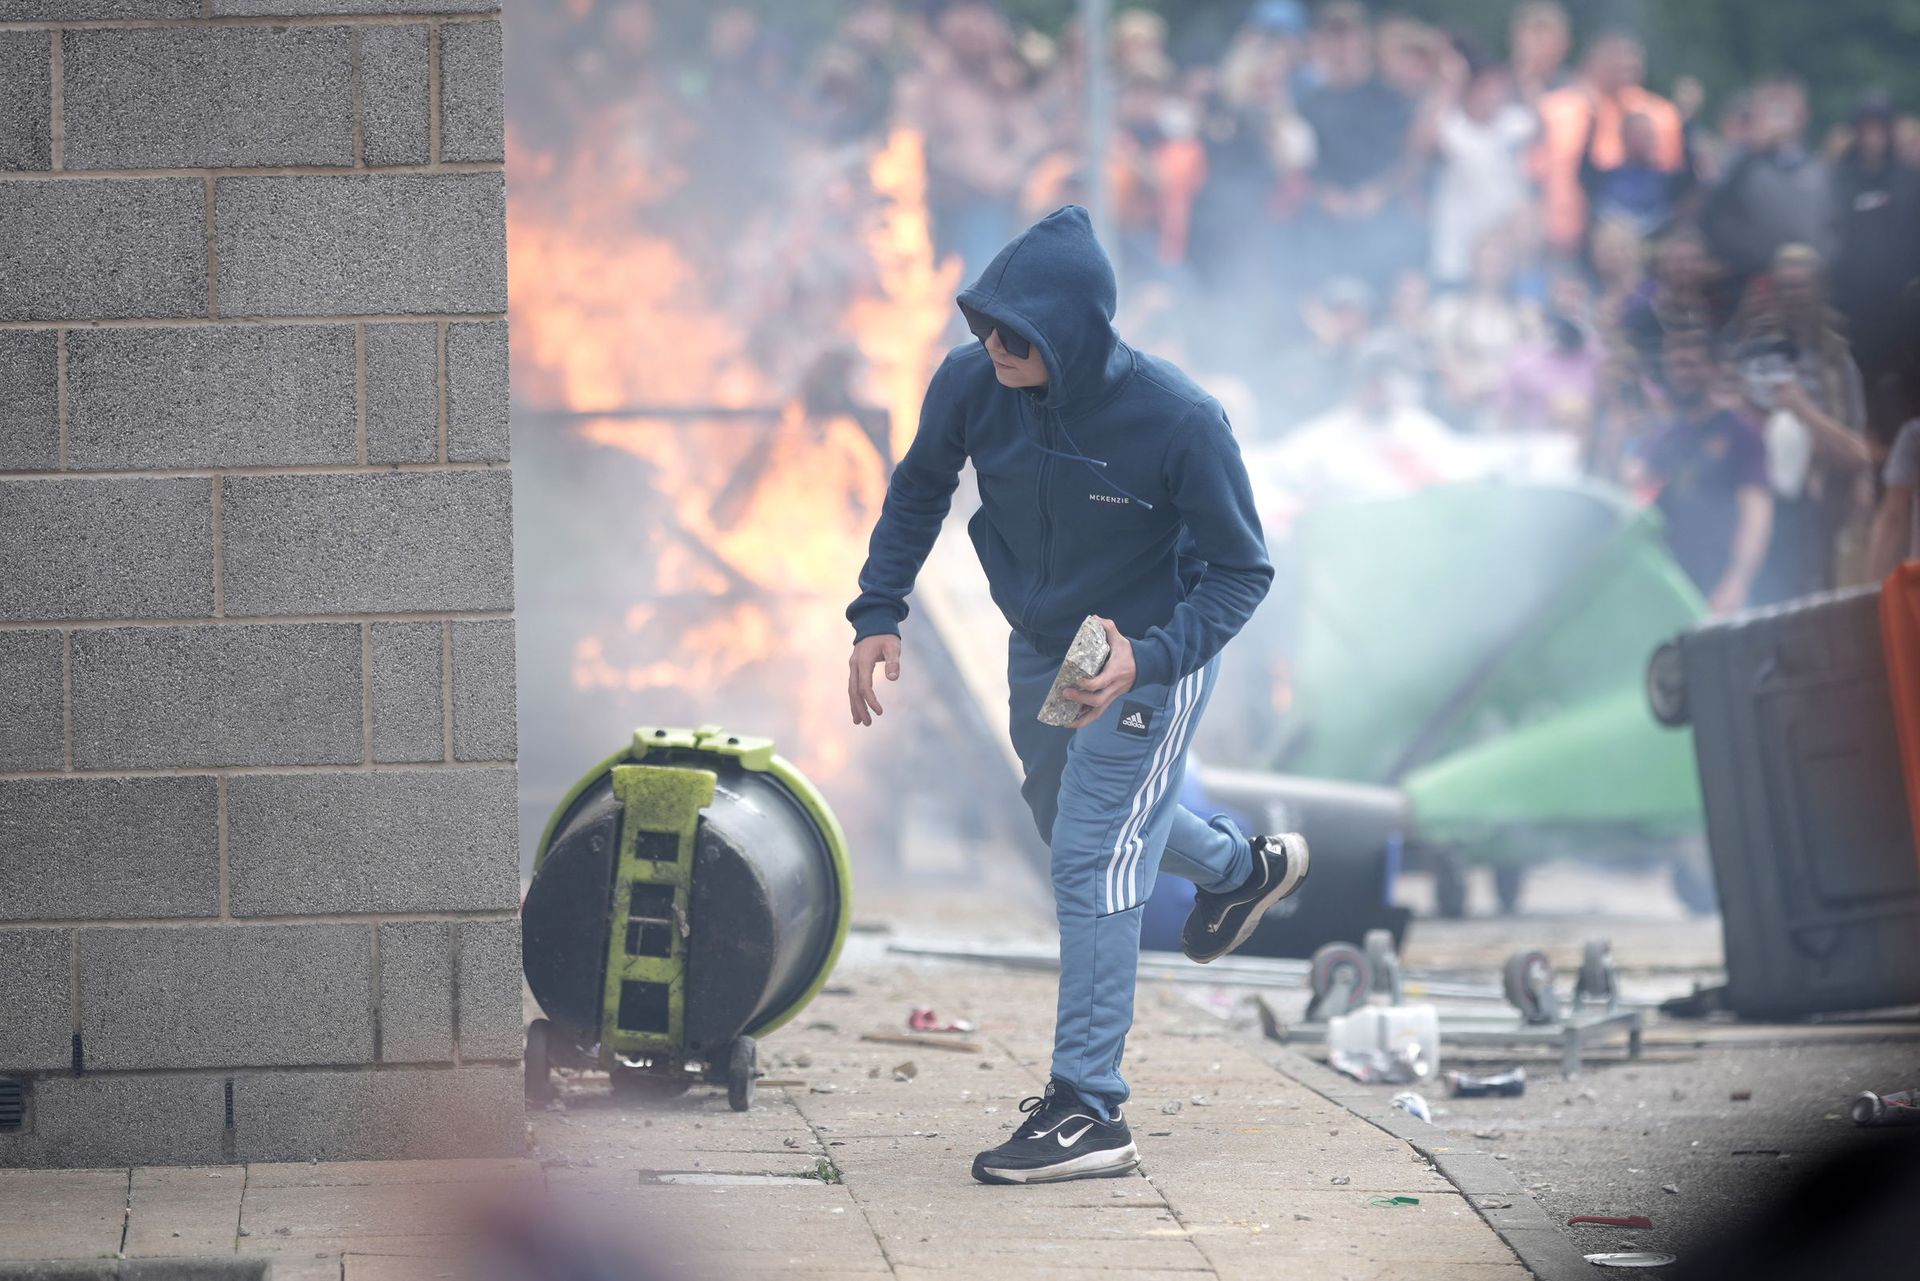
209;476;223;617
349;26;364;170
0;609;512;632
361;622;374;765
0;461;507;481
216;775;229;920
47;26;62;170
442;621;455;763
203;176;219;318
354;323;368;465
428;22;442;166
68;929;80;1041
5;910;521;933
54;330;67;467
448;921;462;1066
436;320;449;463
0;759;515;781
5;1060;520;1084
369;922;383;1063
0;312;506;330
0;162;501;182
61;630;73;770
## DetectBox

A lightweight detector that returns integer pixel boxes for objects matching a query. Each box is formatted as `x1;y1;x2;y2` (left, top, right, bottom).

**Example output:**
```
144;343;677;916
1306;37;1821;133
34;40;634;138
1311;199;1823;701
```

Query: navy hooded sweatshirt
846;205;1273;692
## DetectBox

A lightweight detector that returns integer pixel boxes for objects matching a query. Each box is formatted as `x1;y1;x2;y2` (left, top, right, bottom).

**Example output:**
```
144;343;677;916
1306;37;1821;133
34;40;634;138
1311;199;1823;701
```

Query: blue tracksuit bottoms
1006;632;1254;1116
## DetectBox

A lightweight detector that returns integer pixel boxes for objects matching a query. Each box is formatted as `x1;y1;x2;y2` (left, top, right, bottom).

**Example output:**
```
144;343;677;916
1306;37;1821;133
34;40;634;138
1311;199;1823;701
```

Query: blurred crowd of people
526;0;1920;615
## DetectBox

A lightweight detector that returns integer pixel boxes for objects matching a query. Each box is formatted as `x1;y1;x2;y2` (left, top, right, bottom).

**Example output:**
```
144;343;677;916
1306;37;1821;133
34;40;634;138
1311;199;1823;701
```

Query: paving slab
0;1170;128;1260
124;1166;244;1257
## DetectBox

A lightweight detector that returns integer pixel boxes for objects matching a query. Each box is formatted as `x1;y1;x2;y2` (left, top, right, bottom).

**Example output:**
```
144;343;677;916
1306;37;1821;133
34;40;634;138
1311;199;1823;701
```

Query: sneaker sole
971;1142;1141;1185
1190;834;1311;964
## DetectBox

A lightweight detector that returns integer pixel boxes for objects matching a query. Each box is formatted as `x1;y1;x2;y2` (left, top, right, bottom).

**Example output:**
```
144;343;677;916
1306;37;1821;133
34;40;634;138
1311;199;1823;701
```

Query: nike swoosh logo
1056;1123;1095;1146
1029;1113;1098;1140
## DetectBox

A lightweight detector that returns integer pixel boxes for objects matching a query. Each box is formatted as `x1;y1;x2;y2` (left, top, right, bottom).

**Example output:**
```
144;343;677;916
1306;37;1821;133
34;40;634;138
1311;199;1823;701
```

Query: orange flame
508;111;961;785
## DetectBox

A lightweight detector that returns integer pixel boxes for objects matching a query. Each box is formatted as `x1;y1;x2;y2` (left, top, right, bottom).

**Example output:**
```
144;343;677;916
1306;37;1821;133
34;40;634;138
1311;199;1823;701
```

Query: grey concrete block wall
217;174;509;316
371;621;445;762
1;478;214;620
78;924;375;1070
0;1;516;1169
359;25;431;167
0;777;219;920
67;326;359;469
0;179;206;321
0;631;64;771
452;619;517;760
364;322;442;463
0;329;60;470
71;624;364;768
63;27;355;170
226;769;518;915
0;31;52;171
0;929;72;1072
222;470;513;615
377;921;454;1062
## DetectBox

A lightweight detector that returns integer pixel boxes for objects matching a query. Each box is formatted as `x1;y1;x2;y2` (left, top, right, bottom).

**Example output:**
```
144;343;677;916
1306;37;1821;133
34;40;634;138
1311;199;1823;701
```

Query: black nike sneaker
970;1078;1140;1185
1182;832;1311;963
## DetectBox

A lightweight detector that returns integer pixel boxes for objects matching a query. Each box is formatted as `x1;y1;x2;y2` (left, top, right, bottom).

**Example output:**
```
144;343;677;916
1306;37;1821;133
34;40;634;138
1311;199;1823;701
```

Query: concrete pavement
0;960;1528;1281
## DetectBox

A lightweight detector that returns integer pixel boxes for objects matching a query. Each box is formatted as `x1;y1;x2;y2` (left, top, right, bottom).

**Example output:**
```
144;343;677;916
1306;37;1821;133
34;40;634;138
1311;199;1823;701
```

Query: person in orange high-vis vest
1535;32;1683;254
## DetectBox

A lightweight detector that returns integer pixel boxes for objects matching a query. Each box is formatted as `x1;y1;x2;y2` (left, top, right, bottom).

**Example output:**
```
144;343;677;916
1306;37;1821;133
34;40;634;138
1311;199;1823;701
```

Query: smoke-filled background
503;0;1920;909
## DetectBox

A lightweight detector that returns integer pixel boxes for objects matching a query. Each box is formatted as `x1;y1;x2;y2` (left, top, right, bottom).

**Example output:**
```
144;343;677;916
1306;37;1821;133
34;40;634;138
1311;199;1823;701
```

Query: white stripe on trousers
1103;671;1193;915
1115;664;1208;911
1101;666;1205;914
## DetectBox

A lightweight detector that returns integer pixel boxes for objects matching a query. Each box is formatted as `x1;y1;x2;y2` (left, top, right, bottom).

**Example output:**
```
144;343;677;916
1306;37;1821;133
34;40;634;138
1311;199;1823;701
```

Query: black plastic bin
1652;586;1920;1019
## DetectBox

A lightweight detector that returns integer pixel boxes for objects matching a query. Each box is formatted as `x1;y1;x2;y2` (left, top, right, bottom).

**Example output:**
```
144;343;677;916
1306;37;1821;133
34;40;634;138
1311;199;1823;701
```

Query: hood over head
956;205;1129;411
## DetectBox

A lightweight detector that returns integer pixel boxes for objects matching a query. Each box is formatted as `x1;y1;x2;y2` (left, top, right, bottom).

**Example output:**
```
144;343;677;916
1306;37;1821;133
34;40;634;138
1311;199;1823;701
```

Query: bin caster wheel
727;1036;758;1112
1306;942;1373;1021
1647;641;1689;727
610;1066;692;1101
524;1018;554;1102
1503;949;1560;1025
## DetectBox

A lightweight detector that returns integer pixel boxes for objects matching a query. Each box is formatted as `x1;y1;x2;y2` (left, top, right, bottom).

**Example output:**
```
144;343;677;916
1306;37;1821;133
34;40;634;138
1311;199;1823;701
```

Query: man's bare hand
1061;617;1137;729
849;634;902;727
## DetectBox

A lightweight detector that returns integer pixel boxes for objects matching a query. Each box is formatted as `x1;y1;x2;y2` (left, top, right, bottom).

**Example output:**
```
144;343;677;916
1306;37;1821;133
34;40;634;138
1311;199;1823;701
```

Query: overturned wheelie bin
521;725;853;1111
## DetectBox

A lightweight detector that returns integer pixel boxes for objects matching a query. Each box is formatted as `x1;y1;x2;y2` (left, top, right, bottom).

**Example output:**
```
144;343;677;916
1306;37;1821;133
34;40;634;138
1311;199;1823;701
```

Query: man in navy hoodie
846;206;1310;1185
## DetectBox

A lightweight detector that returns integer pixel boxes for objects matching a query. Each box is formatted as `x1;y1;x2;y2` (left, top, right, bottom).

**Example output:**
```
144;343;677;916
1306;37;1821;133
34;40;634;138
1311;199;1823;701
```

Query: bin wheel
1306;942;1373;1021
524;1018;554;1102
727;1036;758;1112
610;1066;693;1101
1647;642;1689;727
1494;864;1526;916
1433;848;1469;919
1503;949;1559;1025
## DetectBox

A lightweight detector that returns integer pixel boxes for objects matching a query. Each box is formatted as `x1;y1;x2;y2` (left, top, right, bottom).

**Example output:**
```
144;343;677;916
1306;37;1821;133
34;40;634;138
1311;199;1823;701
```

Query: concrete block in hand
1037;616;1110;727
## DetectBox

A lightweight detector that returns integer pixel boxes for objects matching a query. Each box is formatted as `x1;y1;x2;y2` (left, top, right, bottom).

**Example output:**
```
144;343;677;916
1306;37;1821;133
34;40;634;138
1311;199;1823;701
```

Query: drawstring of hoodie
1029;407;1156;511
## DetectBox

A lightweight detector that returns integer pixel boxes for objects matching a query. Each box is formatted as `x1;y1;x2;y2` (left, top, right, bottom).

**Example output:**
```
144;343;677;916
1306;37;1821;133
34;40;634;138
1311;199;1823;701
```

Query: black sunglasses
961;306;1031;359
